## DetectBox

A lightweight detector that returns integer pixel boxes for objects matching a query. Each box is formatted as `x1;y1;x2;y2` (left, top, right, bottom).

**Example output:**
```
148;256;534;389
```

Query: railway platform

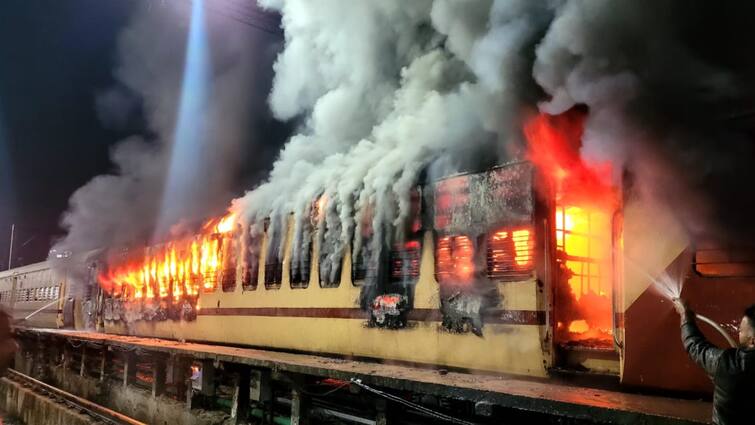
13;327;711;425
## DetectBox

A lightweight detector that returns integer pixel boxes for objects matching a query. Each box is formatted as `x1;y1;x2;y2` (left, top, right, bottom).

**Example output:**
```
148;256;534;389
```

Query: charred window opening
362;188;423;329
389;189;423;285
435;235;475;285
694;243;755;277
241;263;258;290
263;219;283;290
486;226;535;281
351;207;375;286
313;195;344;288
320;248;342;287
351;238;370;283
264;256;283;289
221;232;239;293
220;269;236;292
291;238;312;288
201;236;221;294
319;232;343;289
390;240;421;285
242;227;261;291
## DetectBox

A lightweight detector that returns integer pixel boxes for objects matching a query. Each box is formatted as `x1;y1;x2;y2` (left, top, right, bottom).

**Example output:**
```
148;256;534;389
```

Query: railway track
4;369;145;425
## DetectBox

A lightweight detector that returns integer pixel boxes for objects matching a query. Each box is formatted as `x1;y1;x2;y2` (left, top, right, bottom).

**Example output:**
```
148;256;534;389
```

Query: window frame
290;242;312;289
693;245;755;278
485;225;536;281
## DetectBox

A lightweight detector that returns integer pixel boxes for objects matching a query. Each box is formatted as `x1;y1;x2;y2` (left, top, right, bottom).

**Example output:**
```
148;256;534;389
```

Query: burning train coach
11;110;755;397
97;214;237;323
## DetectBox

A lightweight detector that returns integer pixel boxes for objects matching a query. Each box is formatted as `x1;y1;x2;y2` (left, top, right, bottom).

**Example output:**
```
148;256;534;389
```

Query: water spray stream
624;256;683;299
625;256;737;348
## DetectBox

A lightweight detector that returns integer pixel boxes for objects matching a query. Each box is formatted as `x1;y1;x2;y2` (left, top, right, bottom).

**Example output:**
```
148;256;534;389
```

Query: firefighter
673;299;755;425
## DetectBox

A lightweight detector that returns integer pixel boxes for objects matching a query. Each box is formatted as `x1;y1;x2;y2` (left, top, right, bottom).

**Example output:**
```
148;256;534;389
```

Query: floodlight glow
156;0;211;237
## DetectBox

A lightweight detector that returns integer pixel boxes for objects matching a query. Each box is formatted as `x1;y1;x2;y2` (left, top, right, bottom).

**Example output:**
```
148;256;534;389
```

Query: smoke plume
53;1;286;285
237;0;755;260
57;0;755;292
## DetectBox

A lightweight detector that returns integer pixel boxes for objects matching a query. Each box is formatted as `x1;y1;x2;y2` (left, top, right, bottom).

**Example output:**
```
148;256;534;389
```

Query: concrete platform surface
18;328;712;425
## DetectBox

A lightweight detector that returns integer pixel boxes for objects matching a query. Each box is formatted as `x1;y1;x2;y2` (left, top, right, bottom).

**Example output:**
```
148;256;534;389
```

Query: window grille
486;227;535;280
390;240;421;284
435;235;475;285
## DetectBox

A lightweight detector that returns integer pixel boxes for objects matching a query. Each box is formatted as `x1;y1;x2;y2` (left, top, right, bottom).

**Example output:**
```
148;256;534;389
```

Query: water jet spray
625;256;737;348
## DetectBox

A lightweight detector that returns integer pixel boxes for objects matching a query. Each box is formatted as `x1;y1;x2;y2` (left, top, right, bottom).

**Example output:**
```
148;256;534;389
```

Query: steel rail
5;369;146;425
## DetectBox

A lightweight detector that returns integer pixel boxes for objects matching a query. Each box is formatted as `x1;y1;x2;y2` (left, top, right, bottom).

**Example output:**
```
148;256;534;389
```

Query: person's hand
672;298;690;316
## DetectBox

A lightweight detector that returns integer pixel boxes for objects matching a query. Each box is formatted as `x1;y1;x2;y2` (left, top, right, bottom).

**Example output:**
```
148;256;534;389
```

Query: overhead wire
181;0;283;36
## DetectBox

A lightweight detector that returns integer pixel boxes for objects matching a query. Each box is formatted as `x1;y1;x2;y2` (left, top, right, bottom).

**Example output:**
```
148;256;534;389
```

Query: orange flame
524;109;616;348
436;235;475;284
98;214;238;302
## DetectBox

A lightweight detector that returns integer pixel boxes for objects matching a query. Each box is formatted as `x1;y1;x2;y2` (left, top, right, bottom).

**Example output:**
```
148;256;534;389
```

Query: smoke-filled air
55;0;755;294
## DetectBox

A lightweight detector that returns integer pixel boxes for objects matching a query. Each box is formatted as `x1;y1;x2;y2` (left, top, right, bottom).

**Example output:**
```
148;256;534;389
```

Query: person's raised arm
673;298;723;376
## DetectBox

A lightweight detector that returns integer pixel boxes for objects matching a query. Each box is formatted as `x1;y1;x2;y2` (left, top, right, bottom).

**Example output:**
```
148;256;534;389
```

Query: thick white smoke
53;1;284;290
533;0;755;241
56;0;755;294
234;0;557;275
239;0;755;268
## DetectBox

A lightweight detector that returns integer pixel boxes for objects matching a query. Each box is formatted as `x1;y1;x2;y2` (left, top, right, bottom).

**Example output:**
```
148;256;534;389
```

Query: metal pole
8;224;14;270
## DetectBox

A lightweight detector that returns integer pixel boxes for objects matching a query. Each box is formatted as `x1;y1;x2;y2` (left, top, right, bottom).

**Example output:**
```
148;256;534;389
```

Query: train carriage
7;142;754;396
93;157;754;395
0;262;64;328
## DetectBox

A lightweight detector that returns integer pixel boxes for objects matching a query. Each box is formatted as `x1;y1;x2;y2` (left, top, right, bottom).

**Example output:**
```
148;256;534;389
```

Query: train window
241;263;258;291
242;230;261;291
264;256;283;289
390;240;421;285
350;202;382;287
202;272;218;293
15;289;27;302
435;235;475;285
220;268;236;292
291;240;312;289
351;239;371;285
219;243;237;293
694;244;755;277
263;219;283;290
486;226;535;281
388;188;423;285
319;232;343;288
320;247;342;288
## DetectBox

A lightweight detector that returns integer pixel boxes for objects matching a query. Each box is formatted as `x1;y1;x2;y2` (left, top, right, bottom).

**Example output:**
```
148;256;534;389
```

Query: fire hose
695;313;738;348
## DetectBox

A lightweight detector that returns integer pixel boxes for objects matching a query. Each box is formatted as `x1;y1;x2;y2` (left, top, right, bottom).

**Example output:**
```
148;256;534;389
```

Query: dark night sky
0;1;290;268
